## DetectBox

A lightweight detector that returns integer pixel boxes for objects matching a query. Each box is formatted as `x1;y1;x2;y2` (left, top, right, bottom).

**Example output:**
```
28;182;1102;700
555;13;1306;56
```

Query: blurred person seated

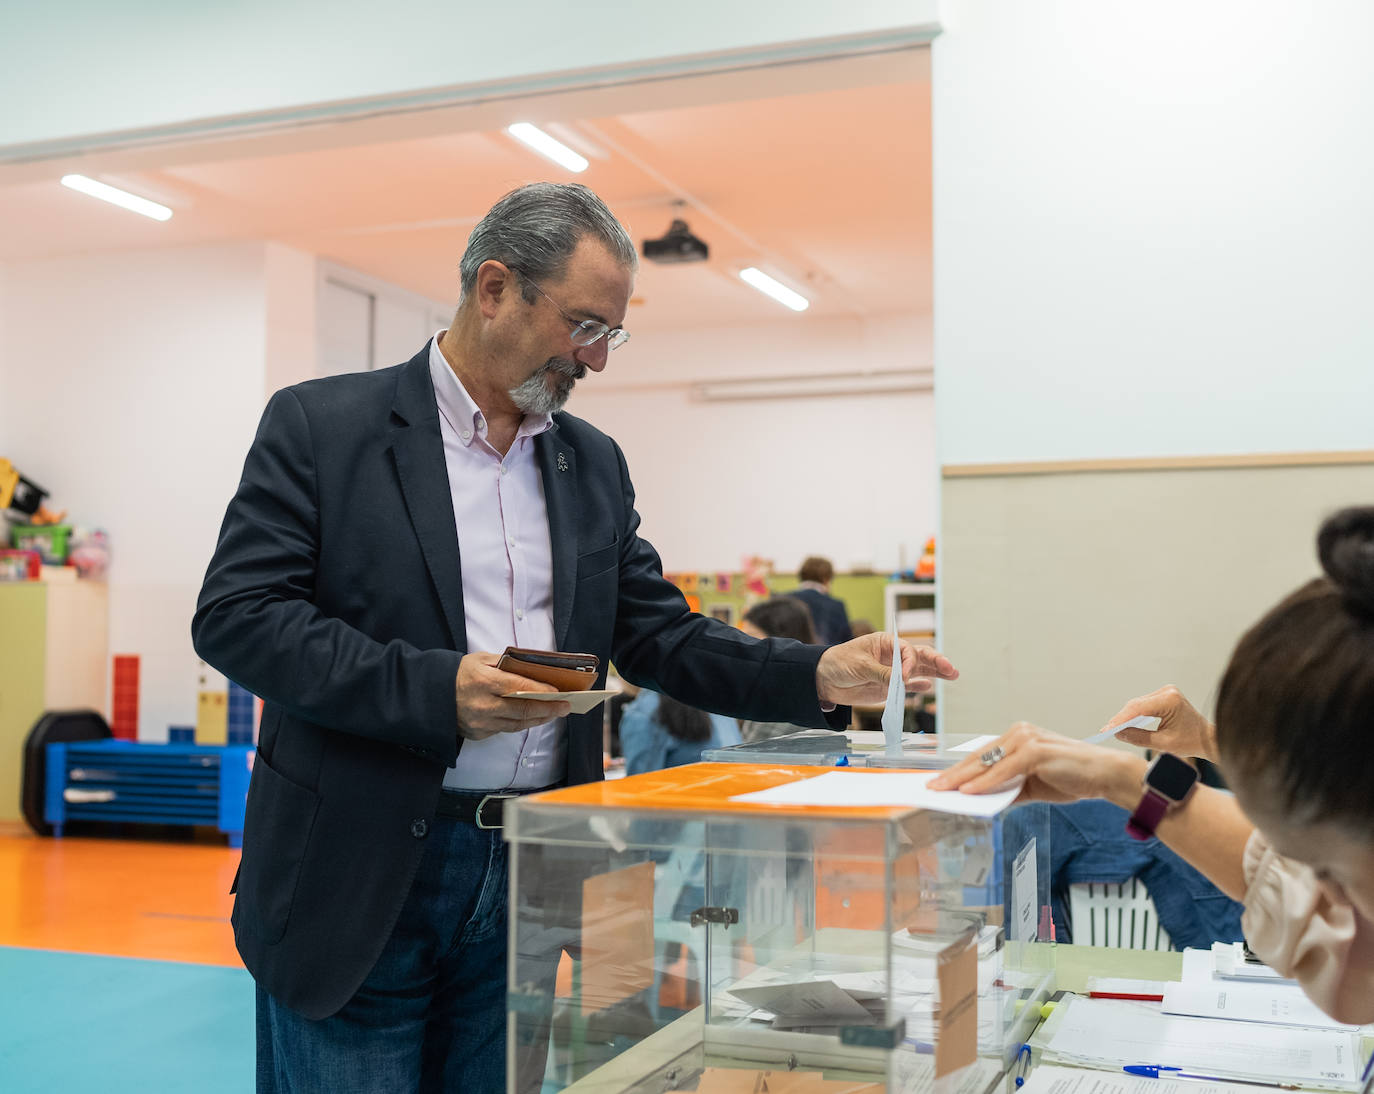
934;507;1374;1023
788;556;854;645
619;690;741;776
738;597;822;743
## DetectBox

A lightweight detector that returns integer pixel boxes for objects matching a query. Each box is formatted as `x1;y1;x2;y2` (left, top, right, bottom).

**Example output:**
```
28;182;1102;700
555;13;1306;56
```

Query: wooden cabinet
0;580;107;822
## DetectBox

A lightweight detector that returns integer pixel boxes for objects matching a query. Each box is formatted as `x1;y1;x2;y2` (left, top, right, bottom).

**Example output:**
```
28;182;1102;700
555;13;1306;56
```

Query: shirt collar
428;332;553;447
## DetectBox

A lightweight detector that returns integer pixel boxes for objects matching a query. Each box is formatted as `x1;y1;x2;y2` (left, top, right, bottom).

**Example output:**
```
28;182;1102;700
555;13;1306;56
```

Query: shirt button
460;430;471;442
522;758;533;767
516;609;525;621
410;819;428;839
500;465;508;476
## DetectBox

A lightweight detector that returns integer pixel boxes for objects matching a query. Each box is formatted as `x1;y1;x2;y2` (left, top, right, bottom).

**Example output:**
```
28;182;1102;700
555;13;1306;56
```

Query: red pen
1088;990;1165;1002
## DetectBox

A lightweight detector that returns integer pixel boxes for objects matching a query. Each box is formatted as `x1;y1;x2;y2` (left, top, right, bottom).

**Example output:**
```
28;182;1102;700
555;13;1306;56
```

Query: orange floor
0;820;243;967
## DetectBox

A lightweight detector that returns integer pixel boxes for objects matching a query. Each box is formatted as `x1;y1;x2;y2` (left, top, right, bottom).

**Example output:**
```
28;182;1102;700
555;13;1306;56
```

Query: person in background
933;507;1374;1023
738;597;820;744
619;690;741;775
788;556;853;645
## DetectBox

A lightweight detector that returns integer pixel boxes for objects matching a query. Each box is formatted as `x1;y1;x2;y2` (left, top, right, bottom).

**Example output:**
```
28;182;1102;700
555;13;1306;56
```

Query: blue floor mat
0;946;253;1093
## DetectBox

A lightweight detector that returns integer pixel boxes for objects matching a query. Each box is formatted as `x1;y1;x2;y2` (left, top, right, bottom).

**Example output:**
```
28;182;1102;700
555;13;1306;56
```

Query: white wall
934;0;1374;466
1;1;938;152
0;242;282;739
568;314;935;573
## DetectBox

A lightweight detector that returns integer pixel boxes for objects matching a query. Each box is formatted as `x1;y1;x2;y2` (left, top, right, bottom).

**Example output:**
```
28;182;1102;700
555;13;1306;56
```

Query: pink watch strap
1126;788;1171;840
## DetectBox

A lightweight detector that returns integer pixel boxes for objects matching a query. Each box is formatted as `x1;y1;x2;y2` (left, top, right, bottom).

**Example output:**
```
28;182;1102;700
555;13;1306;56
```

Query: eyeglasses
512;268;630;352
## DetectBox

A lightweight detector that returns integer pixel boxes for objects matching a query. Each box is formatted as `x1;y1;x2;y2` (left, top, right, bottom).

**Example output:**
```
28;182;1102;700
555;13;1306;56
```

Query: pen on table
1088;990;1164;1002
1123;1065;1299;1089
1013;1043;1032;1088
1358;1047;1374;1094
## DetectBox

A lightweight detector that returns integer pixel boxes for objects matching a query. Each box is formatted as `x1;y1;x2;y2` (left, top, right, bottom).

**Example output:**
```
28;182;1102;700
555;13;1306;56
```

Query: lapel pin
557;452;569;472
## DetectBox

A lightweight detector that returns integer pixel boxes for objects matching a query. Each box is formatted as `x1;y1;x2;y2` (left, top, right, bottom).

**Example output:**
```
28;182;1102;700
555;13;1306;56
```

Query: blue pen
1123;1065;1298;1090
1358;1048;1374;1094
1013;1043;1032;1088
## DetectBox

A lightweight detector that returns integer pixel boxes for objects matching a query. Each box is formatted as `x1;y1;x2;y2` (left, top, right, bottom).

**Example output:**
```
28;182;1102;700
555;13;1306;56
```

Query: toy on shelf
914;536;936;581
67;528;110;579
0;458;65;525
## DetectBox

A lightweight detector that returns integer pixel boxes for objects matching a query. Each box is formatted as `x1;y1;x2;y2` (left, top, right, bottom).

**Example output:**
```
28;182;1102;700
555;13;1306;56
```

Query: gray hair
458;182;637;302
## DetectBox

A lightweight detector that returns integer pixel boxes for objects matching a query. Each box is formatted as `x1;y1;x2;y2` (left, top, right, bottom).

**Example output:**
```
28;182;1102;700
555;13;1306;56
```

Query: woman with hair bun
931;506;1374;1024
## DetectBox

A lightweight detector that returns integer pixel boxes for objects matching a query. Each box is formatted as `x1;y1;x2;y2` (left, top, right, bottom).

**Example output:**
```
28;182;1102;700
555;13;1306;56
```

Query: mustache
540;357;585;382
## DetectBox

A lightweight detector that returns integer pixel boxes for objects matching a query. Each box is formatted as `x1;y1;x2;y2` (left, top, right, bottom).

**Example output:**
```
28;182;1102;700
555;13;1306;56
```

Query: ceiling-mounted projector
641;218;709;264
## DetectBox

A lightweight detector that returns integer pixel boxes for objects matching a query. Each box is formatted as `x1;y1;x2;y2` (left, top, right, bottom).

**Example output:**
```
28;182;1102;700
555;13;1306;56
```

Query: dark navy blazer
193;346;844;1019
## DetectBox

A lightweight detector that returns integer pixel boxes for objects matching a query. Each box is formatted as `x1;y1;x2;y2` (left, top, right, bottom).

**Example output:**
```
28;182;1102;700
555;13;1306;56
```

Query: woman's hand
928;722;1147;807
1099;685;1218;761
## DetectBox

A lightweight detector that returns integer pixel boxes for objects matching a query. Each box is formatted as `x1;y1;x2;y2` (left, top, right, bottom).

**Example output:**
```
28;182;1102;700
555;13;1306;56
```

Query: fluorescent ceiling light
506;123;589;173
739;267;809;312
60;174;173;221
694;370;932;402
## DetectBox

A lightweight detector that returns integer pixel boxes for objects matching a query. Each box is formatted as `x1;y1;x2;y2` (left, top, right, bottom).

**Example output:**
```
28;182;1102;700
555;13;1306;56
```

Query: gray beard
509;358;584;415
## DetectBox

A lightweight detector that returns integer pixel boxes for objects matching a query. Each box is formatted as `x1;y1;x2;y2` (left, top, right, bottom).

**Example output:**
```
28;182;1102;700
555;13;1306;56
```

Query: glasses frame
510;267;629;352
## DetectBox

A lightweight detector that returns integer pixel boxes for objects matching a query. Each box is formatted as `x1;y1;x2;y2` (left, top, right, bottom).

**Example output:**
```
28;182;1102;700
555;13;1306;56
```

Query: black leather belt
435;784;562;830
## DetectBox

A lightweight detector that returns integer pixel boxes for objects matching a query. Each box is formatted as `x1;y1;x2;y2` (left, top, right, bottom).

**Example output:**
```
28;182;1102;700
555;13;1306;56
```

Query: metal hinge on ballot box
688;905;739;928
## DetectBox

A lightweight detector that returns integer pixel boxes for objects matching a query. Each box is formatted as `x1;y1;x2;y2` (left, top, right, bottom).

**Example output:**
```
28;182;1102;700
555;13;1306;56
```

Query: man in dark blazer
789;556;855;646
193;183;957;1094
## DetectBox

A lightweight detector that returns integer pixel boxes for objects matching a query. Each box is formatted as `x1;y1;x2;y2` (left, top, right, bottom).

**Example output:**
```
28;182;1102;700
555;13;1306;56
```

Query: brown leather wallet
496;647;600;692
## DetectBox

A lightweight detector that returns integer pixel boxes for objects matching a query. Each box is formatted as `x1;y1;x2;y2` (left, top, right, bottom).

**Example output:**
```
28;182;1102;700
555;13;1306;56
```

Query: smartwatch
1126;753;1199;841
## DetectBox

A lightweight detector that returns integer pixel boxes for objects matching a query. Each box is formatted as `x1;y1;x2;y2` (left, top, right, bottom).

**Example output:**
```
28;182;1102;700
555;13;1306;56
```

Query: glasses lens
571;320;607;347
607;329;629;351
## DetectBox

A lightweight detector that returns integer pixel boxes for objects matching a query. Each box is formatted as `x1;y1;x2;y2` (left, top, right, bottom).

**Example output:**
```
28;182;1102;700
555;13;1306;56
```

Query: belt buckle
475;793;516;830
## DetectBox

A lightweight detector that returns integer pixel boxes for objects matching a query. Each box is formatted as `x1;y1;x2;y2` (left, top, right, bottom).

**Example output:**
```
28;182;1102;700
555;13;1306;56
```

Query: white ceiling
0;53;930;333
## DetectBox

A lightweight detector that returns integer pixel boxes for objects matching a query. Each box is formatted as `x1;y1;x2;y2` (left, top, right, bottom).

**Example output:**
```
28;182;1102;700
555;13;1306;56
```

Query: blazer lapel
389;351;467;651
536;425;578;649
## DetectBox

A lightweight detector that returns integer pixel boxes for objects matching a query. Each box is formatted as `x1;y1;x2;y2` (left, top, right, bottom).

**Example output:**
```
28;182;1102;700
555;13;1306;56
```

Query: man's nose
574;340;609;372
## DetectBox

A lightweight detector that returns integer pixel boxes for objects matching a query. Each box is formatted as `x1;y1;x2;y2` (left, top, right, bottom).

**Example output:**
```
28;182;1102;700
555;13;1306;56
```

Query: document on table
1017;1064;1286;1094
730;770;1024;817
1041;996;1362;1089
1161;981;1364;1032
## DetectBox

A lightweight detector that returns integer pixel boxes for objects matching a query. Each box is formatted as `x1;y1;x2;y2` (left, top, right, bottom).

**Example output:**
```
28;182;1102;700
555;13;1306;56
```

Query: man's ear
474;260;516;320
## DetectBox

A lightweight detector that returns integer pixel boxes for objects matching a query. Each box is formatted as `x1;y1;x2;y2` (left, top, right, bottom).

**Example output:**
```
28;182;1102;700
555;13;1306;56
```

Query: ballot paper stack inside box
503;761;1056;1093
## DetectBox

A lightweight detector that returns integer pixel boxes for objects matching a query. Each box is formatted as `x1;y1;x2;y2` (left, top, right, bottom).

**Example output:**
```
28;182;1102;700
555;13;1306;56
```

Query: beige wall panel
941;463;1374;740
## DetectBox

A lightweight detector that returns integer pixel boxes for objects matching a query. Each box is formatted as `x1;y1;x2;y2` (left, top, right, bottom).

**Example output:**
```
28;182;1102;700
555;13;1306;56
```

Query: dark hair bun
1318;507;1374;617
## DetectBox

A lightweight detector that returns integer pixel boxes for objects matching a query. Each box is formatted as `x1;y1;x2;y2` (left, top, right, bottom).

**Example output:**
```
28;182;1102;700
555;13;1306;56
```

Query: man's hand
815;632;958;707
928;722;1147;807
1099;684;1217;760
455;652;572;742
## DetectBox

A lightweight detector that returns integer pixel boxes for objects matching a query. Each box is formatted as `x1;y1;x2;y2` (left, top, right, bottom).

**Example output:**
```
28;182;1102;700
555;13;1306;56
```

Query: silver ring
979;746;1005;768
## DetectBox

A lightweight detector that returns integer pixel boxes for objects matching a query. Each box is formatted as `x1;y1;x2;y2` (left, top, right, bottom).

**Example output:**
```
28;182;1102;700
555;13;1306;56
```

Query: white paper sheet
883;624;905;757
947;734;1000;753
502;689;615;714
730;769;1024;817
1018;1063;1281;1094
1082;714;1161;745
1041;996;1361;1089
1161;981;1363;1032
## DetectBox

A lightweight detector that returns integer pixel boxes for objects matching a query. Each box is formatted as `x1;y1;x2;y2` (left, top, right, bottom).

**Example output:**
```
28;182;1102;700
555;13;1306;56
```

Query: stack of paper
1019;1064;1303;1094
1038;996;1363;1090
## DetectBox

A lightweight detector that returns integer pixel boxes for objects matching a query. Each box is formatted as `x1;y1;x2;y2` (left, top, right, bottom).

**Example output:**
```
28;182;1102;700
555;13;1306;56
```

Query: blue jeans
1005;799;1244;950
256;815;549;1094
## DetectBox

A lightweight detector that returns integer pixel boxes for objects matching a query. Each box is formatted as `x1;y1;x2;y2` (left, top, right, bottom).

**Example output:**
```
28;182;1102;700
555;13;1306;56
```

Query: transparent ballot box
505;762;1052;1094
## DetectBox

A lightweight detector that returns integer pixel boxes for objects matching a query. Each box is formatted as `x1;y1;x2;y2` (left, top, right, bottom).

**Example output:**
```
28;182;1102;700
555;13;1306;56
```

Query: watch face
1147;752;1199;800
